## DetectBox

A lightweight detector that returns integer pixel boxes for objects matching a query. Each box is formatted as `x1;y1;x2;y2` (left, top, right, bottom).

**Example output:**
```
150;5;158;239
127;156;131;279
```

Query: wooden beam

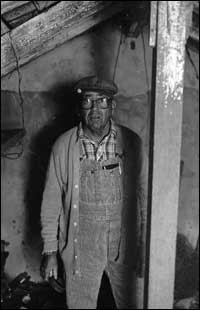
1;19;10;36
149;1;158;47
33;1;60;12
1;1;60;29
1;1;38;29
1;1;124;78
146;2;193;309
1;1;31;15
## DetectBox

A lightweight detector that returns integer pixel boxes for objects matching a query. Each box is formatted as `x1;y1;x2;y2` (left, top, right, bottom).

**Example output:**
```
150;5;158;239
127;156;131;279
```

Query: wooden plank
6;11;38;29
33;1;60;11
1;2;60;29
1;1;30;15
2;1;37;28
1;1;124;78
1;19;10;35
146;2;193;309
149;1;157;47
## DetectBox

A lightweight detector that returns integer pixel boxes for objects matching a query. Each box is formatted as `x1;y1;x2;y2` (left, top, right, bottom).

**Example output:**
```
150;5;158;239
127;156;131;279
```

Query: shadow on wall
89;23;118;79
174;233;199;302
24;83;80;257
113;90;151;151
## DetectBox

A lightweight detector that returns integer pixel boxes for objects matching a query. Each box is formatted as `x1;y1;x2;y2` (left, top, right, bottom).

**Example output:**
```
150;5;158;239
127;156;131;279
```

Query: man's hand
40;252;58;281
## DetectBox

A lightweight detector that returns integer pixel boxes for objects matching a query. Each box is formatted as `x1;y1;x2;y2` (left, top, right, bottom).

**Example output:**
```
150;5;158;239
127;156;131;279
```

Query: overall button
74;222;77;227
73;204;77;209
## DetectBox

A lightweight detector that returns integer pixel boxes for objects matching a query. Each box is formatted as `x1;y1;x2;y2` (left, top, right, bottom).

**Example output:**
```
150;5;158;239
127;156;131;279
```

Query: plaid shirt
78;121;117;161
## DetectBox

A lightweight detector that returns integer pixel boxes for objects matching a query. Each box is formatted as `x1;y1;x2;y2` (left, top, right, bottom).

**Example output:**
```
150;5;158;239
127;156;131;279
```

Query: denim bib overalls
65;144;137;309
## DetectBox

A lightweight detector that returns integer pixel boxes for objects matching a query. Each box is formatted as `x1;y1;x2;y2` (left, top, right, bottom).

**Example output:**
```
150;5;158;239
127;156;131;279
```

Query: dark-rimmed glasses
81;96;112;110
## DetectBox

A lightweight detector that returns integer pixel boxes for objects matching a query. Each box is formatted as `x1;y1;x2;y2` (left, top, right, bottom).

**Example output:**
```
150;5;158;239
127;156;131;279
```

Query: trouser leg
64;267;104;309
105;260;137;309
63;220;108;309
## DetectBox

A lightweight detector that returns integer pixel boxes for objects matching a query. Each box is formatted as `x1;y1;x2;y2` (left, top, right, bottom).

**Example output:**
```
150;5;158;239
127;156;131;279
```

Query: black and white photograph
1;1;199;309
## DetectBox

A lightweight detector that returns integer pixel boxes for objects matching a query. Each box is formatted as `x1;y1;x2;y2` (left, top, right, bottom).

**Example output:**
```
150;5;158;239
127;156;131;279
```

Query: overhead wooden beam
1;1;124;78
146;2;193;309
1;19;10;36
149;1;158;47
33;1;60;12
1;1;31;15
1;1;38;29
1;1;60;29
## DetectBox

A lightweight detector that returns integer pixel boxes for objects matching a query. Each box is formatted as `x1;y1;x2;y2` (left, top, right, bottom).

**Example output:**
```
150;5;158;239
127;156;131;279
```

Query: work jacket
41;123;148;276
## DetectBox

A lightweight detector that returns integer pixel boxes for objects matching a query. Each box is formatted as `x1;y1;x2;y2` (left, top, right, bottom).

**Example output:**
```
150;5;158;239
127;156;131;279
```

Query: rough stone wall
1;18;199;286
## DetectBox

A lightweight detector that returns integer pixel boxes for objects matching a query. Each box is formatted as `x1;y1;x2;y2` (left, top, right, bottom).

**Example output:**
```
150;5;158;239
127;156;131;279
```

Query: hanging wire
112;28;123;82
141;26;150;91
141;25;151;151
9;32;25;129
1;33;26;159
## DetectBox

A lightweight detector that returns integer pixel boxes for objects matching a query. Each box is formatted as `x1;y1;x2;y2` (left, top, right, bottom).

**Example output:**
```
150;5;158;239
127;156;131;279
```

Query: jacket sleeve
40;148;63;254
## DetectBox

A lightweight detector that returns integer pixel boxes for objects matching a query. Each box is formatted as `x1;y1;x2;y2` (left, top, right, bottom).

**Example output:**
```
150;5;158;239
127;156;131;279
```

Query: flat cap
74;76;118;96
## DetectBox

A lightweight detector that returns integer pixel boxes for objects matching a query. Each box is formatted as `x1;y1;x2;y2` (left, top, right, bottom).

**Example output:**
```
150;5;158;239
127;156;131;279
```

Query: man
40;76;148;309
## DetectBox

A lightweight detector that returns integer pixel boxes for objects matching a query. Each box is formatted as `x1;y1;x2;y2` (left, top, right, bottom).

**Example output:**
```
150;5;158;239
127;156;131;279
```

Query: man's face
80;91;114;134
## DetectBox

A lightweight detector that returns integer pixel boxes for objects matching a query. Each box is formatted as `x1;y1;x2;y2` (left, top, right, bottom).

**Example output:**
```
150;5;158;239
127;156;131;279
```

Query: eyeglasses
81;96;112;110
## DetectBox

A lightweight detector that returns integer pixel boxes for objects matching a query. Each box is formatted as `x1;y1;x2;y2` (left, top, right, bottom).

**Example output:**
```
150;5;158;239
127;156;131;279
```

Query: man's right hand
40;252;58;281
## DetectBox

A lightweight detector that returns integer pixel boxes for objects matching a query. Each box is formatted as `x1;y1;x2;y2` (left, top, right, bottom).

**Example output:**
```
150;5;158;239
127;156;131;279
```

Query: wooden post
147;2;193;309
149;1;158;47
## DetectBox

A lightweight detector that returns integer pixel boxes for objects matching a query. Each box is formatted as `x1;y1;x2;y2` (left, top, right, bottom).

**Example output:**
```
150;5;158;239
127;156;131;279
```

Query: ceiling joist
1;1;60;28
1;19;10;36
1;1;31;15
1;1;198;78
1;1;124;78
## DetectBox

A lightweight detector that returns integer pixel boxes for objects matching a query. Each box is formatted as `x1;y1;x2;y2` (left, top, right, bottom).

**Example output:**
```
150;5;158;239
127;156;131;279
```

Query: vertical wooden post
147;2;193;309
149;1;158;47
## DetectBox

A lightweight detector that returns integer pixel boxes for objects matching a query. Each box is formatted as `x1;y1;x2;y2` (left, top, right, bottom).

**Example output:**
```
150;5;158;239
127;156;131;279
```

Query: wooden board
1;1;123;77
1;1;30;15
149;1;157;47
2;1;37;28
1;1;60;29
146;1;193;309
33;1;59;12
1;19;10;36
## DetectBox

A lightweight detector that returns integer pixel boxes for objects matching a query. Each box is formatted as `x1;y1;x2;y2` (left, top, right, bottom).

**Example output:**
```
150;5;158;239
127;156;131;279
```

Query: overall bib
65;157;137;309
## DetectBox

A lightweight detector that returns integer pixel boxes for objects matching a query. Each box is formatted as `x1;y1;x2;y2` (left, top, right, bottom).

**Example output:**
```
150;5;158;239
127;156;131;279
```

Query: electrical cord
2;33;26;159
112;28;123;82
141;25;151;151
141;26;150;91
9;32;25;129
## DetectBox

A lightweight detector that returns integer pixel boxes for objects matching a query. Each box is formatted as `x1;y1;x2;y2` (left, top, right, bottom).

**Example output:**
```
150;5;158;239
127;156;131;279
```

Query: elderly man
40;76;148;309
